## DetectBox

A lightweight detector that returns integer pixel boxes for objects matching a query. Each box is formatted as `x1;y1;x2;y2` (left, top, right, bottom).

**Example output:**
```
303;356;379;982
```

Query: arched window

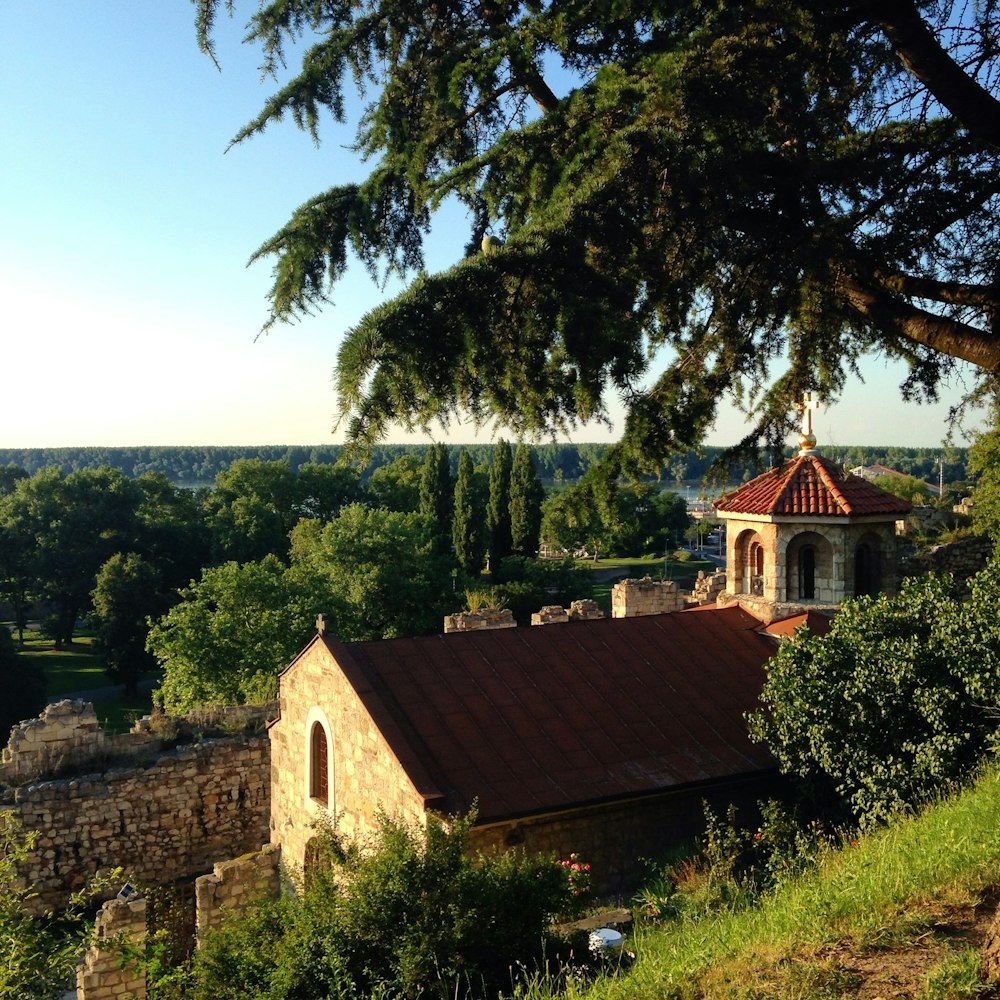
310;722;329;805
854;541;881;597
799;545;816;600
749;541;765;596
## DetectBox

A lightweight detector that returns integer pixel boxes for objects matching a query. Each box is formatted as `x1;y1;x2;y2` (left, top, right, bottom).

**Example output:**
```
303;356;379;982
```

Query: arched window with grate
310;721;329;806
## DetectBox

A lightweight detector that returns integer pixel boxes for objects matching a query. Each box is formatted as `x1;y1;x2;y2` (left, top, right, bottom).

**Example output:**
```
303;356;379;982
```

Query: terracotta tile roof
323;607;777;823
762;610;833;639
714;453;912;518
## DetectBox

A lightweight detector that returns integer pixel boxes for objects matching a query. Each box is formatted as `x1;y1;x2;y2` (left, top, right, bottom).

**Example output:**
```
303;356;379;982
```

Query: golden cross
795;392;819;453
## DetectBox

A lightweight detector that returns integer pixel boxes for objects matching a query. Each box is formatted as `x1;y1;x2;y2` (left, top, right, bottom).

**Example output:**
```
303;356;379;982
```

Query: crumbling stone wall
443;608;516;632
900;535;993;589
77;895;147;1000
195;843;281;939
10;735;271;913
611;577;686;617
531;599;605;625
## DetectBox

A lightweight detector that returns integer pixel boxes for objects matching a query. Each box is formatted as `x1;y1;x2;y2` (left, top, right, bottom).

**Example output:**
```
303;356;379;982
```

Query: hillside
571;765;1000;1000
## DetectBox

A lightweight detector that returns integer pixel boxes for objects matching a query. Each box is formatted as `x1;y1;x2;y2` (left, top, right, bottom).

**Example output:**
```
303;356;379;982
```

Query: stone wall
443;608;516;633
469;771;787;897
195;843;281;939
10;735;270;913
611;577;686;617
900;535;993;588
531;599;605;625
1;699;277;785
77;894;147;1000
269;638;427;874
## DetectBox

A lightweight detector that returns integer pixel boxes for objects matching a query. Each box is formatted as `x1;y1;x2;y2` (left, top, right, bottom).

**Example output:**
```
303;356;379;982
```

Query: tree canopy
197;1;1000;468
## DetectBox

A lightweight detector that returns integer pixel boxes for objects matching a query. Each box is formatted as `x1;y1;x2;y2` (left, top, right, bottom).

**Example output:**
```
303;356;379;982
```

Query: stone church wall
469;771;787;897
269;639;427;874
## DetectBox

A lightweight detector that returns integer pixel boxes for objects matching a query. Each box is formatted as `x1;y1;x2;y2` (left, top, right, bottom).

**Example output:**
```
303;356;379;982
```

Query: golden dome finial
795;392;819;454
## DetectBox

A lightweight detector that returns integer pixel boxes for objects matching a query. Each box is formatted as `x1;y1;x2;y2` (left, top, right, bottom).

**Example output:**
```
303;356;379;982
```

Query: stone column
77;895;147;1000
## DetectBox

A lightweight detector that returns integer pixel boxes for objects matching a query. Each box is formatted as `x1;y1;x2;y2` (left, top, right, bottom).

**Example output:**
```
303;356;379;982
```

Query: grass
9;627;154;733
545;765;1000;1000
586;555;719;613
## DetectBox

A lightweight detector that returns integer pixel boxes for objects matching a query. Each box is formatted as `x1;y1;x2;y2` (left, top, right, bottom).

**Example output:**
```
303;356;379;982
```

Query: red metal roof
714;453;912;518
322;608;778;823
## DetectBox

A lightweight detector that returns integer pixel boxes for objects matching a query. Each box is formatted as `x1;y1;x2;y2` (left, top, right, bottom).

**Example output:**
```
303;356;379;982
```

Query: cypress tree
452;452;485;574
486;441;512;565
419;444;453;553
510;444;544;556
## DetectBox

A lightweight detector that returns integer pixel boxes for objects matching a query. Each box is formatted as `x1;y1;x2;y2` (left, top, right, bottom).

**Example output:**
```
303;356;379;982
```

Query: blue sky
0;3;983;450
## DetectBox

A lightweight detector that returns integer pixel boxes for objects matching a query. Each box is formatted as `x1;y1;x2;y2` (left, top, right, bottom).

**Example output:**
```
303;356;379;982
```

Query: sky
0;3;985;451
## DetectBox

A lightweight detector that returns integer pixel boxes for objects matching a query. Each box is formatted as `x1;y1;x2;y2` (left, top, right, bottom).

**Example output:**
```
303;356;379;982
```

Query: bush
170;810;577;1000
747;563;1000;827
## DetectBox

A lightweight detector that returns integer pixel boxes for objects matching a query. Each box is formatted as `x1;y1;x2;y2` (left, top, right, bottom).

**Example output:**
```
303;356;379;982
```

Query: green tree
509;444;544;557
204;459;301;564
290;504;452;640
0;626;45;739
486;441;513;565
452;451;485;575
197;2;1000;468
91;553;166;697
747;564;1000;827
2;467;146;645
148;556;325;712
364;453;424;512
969;408;1000;540
418;443;453;554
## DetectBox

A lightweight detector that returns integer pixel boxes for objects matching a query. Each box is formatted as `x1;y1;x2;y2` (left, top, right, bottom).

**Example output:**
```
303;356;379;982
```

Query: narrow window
749;541;764;596
855;543;880;596
799;545;816;600
310;722;328;805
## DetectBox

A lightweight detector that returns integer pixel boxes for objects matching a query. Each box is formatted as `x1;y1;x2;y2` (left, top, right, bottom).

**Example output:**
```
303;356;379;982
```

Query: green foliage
869;473;934;506
490;555;592;624
486;441;513;564
509;444;544;557
969;409;1000;541
364;452;424;512
748;564;1000;827
418;443;453;554
452;451;486;574
148;555;323;712
196;2;1000;468
0;815;111;999
0;625;45;739
169;811;574;1000
290;504;453;640
90;552;165;696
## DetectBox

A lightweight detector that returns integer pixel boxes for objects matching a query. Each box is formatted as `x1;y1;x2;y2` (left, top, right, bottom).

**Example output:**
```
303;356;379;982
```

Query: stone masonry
611;577;686;617
269;637;428;874
77;895;147;1000
195;843;282;939
443;608;516;632
531;599;605;625
9;733;271;913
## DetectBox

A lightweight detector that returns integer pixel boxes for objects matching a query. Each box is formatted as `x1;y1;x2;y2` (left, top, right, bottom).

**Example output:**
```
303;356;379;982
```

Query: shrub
171;810;576;1000
747;563;1000;827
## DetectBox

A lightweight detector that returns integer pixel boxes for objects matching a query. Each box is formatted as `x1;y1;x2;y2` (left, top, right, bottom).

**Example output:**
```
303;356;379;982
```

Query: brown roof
321;607;778;823
762;610;833;639
714;453;912;518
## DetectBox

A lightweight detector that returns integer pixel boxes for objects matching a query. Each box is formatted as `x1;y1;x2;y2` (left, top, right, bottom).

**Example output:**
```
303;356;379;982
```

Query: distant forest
0;443;971;488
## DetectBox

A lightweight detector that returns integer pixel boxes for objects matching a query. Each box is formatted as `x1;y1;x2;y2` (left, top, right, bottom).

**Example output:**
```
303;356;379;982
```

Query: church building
714;394;911;622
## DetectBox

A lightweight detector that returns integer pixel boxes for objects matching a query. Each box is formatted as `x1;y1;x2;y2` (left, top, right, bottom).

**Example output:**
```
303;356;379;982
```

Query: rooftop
318;606;781;823
714;453;912;518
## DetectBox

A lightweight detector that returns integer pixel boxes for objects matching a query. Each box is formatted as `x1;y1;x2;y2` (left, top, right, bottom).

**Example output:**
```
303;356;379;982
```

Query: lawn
586;554;720;613
8;628;155;733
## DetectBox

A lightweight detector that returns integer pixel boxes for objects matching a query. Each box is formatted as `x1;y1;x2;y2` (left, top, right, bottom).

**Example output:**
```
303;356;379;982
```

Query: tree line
0;444;604;719
0;442;970;487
